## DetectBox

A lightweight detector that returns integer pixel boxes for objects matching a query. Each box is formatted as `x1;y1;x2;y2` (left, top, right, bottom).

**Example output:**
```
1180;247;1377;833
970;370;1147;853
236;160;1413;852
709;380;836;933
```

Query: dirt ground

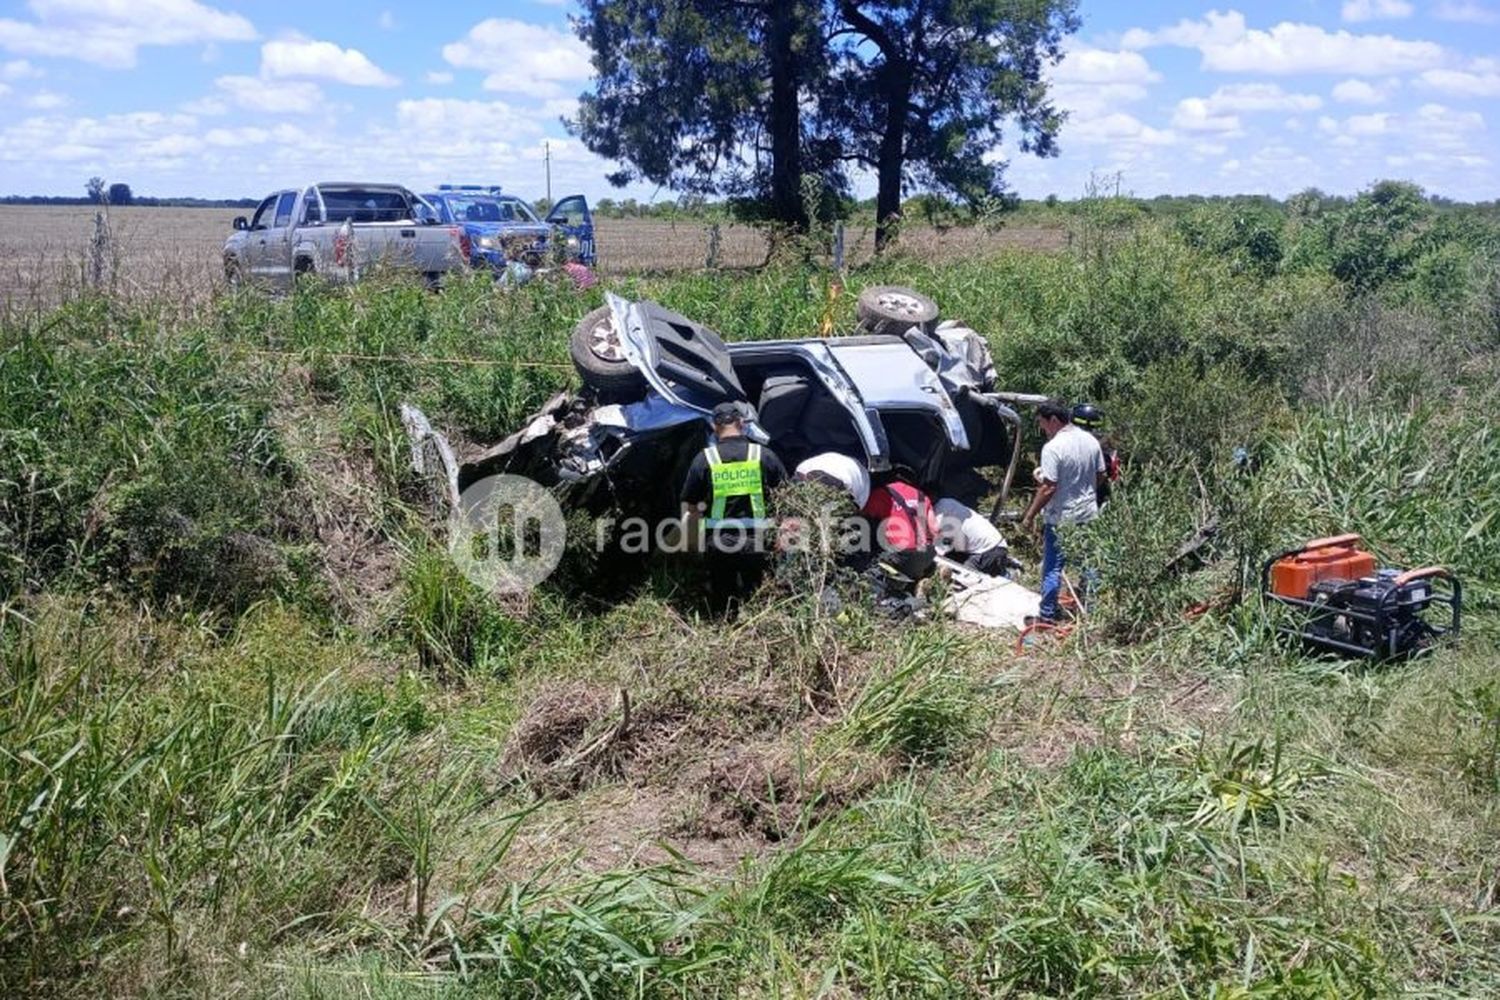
0;204;1068;311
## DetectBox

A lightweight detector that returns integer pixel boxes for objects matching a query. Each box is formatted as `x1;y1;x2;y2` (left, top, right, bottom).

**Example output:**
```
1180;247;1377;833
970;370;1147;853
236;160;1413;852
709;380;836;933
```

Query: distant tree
1328;180;1431;292
572;1;1078;249
571;0;824;231
107;183;133;206
86;176;106;204
533;196;553;216
814;1;1078;249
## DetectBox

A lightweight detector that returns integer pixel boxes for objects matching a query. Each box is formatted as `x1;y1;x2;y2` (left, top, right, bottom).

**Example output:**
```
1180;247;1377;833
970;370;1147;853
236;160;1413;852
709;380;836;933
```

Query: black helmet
1072;402;1104;431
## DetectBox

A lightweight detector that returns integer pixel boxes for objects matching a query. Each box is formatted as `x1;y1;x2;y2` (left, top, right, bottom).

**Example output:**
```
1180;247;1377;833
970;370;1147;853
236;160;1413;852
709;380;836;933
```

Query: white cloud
425;70;454;85
23;89;67;109
137;133;203;158
1198;82;1322;113
1066;111;1176;146
1332;79;1391;104
1053;44;1159;85
1347;112;1393;135
377;11;396;30
0;0;256;69
261;37;398;87
1315;102;1484;158
395;98;542;136
1;58;41;80
1049;43;1159;122
1172;98;1242;133
0;83;9;98
1418;68;1500;97
0;109;202;166
542;97;579;121
181;95;228;116
1123;10;1445;76
1340;0;1413;22
1434;1;1500;23
214;74;324;114
442;18;591;97
1417;102;1485;131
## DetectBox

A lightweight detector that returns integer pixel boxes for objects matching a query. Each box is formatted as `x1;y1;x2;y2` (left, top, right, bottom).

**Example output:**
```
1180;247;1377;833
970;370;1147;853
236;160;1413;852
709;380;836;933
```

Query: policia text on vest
679;436;788;552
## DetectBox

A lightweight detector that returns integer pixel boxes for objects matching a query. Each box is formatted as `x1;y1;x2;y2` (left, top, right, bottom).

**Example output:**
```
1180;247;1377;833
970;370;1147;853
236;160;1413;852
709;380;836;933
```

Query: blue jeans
1039;523;1064;621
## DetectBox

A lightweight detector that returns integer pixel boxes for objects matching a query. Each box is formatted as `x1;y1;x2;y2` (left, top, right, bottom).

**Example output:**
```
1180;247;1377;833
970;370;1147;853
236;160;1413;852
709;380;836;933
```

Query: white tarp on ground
938;556;1041;630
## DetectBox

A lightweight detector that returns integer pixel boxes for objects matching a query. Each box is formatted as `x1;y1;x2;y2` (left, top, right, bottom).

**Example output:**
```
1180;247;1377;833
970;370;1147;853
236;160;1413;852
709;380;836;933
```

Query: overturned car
403;289;1026;530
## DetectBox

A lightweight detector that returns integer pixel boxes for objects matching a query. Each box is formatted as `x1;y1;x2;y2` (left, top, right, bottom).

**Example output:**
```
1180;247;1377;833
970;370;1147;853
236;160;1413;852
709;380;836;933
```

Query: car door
260;191;300;291
605;293;745;412
242;194;277;282
545;194;594;265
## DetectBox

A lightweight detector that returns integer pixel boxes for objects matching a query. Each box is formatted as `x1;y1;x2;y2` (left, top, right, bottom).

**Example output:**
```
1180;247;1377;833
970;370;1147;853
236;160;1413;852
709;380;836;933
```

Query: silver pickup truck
223;183;469;290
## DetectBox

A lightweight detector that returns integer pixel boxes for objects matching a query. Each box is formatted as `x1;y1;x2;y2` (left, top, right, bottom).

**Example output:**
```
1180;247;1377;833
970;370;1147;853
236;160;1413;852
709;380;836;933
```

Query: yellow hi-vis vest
705;442;767;527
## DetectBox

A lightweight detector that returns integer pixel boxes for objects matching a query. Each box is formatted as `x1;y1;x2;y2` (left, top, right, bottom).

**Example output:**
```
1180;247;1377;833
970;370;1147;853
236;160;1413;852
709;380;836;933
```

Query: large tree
570;0;825;229
569;0;1077;243
819;1;1078;249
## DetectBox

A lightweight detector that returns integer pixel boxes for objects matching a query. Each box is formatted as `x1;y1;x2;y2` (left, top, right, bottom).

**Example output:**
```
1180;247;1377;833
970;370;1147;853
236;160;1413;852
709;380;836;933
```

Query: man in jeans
1020;401;1105;623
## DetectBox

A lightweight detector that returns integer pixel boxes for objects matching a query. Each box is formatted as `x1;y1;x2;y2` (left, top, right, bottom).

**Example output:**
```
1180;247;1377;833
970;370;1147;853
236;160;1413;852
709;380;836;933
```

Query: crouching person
679;402;788;603
862;478;940;613
935;497;1014;576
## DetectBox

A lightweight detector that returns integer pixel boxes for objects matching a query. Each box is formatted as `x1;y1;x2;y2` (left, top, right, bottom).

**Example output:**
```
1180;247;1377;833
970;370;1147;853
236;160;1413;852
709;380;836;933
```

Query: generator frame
1260;553;1461;660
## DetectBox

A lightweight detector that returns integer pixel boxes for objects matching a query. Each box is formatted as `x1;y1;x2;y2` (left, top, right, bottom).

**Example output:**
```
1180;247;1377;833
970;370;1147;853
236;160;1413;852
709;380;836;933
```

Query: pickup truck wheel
570;306;646;396
856;285;939;336
224;260;243;288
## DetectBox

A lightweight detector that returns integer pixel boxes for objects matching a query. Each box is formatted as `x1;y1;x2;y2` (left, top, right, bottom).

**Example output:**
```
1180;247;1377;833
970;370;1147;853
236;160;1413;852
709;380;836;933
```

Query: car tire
856;285;939;336
224;259;243;288
569;305;646;396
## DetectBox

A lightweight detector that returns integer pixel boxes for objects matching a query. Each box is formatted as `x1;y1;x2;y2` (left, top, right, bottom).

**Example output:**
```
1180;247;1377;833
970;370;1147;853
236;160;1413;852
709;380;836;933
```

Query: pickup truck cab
224;183;468;291
421;186;596;269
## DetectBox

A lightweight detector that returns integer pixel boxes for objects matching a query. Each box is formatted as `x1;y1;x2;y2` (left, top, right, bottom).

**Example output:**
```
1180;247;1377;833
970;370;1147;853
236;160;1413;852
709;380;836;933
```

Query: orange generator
1267;534;1377;600
1262;534;1460;660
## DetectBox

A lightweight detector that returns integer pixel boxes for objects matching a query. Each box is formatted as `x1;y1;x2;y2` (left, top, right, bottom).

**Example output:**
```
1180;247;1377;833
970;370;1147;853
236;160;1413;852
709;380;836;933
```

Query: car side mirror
233;216;249;231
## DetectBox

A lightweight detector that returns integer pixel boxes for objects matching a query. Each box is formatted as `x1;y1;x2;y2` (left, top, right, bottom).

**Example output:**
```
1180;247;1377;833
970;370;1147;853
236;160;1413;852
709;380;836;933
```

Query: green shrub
842;631;982;762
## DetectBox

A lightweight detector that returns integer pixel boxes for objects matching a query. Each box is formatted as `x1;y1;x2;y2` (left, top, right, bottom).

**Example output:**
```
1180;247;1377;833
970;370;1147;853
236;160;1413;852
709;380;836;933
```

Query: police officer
680;402;788;600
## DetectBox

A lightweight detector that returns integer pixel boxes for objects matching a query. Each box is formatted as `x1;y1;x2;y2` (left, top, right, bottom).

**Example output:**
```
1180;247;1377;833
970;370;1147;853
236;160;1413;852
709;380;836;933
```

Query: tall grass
2;200;1499;996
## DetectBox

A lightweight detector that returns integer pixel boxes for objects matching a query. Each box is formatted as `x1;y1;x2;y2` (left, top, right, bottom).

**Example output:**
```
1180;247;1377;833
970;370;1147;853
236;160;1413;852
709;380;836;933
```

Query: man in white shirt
934;497;1011;576
1020;401;1105;622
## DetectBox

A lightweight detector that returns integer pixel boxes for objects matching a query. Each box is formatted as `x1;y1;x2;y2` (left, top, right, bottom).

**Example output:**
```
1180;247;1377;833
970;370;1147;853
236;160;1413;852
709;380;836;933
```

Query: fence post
706;223;721;270
90;210;110;289
831;221;845;277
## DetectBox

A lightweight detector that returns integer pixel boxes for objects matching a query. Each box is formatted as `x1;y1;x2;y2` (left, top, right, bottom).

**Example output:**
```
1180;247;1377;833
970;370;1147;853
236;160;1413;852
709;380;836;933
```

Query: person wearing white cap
792;451;871;509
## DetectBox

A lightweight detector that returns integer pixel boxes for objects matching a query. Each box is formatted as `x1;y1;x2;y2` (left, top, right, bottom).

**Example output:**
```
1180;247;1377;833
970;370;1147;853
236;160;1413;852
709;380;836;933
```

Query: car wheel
569;305;646;396
224;259;243;289
856;285;939;336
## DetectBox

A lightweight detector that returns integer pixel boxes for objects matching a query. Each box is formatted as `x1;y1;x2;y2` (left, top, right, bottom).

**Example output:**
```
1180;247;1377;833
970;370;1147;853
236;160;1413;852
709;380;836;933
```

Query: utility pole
544;141;552;206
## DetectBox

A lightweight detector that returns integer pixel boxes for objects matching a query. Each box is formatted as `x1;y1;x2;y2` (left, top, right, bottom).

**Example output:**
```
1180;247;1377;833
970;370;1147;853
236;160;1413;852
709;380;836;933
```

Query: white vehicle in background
223;182;470;291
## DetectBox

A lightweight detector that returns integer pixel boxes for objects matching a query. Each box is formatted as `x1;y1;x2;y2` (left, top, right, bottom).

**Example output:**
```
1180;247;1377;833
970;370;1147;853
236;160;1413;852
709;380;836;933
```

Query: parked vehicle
223;183;468;291
421;186;597;270
421;186;550;270
403;289;1021;528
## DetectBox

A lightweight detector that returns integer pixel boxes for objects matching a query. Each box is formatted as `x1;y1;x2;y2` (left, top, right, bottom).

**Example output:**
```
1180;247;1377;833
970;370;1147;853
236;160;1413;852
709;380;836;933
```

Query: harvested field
0;204;1068;311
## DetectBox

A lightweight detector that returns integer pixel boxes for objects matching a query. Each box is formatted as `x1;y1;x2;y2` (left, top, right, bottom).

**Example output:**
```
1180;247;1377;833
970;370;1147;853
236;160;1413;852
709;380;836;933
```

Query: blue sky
0;1;1495;201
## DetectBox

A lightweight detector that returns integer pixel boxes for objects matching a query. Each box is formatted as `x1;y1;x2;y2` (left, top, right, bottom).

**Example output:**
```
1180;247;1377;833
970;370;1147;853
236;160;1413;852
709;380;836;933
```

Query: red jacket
862;482;938;552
